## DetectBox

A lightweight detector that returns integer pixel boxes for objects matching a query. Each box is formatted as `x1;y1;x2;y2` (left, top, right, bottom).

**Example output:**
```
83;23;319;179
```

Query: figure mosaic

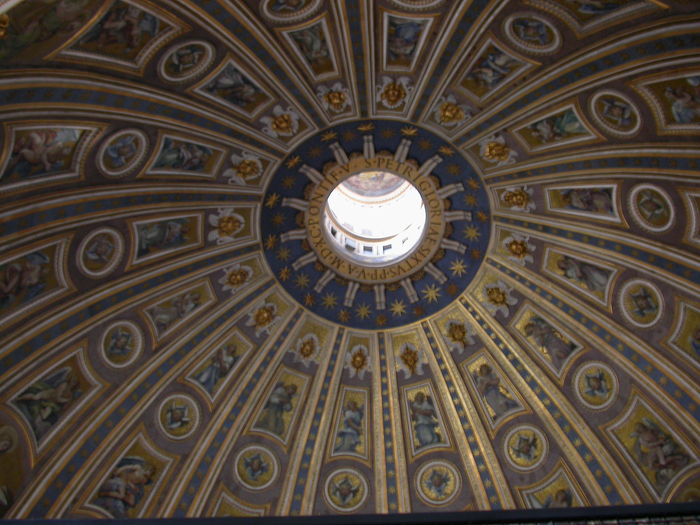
632;186;672;230
416;461;460;505
235;445;278;491
255;382;298;436
164;43;207;77
560;0;627;17
0;0;94;61
74;1;164;61
558;187;614;215
598;96;635;128
164;400;190;432
509;430;541;465
462;45;524;97
92;456;155;518
0;251;52;314
193;343;238;395
474;364;520;421
409;392;442;448
582;367;610;400
523;316;576;371
289;21;333;75
105;326;135;362
202;64;269;112
136;218;191;257
0;426;18;519
386;16;427;68
153;138;212;172
147;290;201;333
84;232;116;268
103;134;139;171
664;77;700;124
528;488;573;508
527;109;587;144
14;365;83;441
243;453;269;482
2;128;85;183
334;400;364;453
556;255;611;294
512;17;552;46
631;418;690;493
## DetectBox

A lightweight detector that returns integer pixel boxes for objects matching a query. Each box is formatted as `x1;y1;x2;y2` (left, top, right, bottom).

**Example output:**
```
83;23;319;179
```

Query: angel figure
443;319;475;354
194;343;238;395
528;488;573;508
583;370;609;398
331;476;360;506
425;468;451;498
334;400;364;453
93;456;155;518
15;366;82;439
243;453;269;481
165;401;190;430
511;433;539;462
474;364;519;420
631;418;689;491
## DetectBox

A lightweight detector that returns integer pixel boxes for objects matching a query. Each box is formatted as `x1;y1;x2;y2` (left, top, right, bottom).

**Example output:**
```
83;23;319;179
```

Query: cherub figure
331;476;360;505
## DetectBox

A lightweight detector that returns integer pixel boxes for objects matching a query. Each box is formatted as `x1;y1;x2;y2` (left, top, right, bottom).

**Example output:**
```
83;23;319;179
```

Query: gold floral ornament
442;319;475;354
485;142;509;161
501;233;535;266
478;133;517;166
290;333;321;367
219;263;254;294
0;14;8;40
246;301;280;338
434;95;471;127
397;342;426;379
501;186;535;212
318;83;351;113
344;344;371;379
482;279;518;318
377;76;412;110
260;105;300;138
223;151;263;185
208;208;246;244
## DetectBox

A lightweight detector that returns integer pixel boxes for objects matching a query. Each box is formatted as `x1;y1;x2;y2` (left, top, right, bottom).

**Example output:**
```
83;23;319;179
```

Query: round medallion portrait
389;0;447;10
0;425;18;455
504;13;561;54
260;120;491;329
261;0;323;23
97;129;148;178
234;445;280;491
415;460;461;507
99;320;144;369
573;362;618;411
77;227;124;279
324;468;369;513
628;184;675;233
589;91;642;137
618;279;664;328
159;40;215;83
503;425;548;472
157;394;200;440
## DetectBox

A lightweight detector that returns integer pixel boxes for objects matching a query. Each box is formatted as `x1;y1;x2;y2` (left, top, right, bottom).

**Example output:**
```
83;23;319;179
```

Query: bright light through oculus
323;171;426;264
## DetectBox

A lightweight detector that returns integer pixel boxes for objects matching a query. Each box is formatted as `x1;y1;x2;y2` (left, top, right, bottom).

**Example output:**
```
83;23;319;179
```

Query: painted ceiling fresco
1;0;700;519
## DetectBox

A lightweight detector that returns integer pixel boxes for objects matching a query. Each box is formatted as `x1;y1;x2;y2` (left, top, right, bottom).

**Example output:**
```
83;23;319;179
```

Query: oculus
324;171;426;265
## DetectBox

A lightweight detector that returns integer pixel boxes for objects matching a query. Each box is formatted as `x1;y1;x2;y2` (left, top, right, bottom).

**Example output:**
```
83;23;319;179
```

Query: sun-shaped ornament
246;301;280;338
344;344;371;379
